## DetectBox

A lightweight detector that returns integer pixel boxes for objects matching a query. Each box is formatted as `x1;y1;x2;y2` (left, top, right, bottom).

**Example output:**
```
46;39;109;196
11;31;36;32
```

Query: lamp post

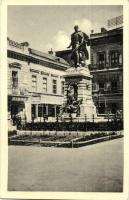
56;114;59;133
85;114;87;132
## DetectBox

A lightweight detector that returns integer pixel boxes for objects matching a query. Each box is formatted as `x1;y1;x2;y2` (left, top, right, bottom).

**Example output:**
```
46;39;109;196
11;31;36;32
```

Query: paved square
8;138;123;192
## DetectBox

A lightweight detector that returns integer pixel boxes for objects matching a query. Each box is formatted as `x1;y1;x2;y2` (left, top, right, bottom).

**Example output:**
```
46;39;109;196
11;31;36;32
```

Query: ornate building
8;38;69;126
89;25;123;116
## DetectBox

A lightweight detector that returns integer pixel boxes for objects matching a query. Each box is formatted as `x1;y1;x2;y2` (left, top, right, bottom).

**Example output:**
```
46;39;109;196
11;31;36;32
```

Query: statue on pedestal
59;26;94;120
67;25;89;67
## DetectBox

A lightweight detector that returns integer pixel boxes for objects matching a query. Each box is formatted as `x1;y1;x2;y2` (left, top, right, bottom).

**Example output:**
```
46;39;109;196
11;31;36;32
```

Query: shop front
30;94;63;122
31;104;61;122
8;95;28;127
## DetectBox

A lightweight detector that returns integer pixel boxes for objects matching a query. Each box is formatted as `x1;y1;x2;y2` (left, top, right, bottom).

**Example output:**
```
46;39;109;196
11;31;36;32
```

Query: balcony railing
89;64;122;71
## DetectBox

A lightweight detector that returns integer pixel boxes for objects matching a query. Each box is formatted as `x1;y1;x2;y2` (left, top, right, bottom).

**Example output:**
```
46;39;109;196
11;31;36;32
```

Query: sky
8;5;123;54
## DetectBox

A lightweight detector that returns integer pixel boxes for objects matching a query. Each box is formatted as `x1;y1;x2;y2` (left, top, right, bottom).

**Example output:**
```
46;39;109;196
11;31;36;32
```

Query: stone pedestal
63;66;97;120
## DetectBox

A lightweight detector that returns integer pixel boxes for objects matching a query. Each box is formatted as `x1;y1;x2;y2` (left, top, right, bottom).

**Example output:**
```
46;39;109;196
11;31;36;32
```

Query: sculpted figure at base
67;25;89;67
60;83;83;118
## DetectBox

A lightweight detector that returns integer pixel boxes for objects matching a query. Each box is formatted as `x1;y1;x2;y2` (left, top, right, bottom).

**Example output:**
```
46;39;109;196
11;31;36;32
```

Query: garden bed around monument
8;130;123;148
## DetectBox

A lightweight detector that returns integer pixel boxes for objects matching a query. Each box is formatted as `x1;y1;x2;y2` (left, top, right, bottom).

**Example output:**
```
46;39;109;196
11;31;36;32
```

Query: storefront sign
12;96;28;101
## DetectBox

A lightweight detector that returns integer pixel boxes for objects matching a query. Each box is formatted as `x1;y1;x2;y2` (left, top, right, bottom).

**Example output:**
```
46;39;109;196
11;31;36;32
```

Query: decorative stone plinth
63;66;97;119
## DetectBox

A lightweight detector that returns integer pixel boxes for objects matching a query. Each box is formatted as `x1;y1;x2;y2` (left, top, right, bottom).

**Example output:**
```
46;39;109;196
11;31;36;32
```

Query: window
110;51;120;65
48;105;55;117
92;83;98;91
97;52;105;68
98;103;105;114
61;81;65;95
106;82;111;91
12;71;18;88
111;81;118;91
43;77;47;93
32;75;37;92
99;82;105;91
52;79;57;94
111;103;117;114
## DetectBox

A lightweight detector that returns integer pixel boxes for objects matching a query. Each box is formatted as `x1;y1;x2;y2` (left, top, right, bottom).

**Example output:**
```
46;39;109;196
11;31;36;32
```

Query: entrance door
111;103;117;114
11;104;19;118
11;104;19;125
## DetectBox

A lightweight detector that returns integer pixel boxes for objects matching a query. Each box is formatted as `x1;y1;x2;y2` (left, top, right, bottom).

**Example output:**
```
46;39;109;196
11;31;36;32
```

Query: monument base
63;66;98;120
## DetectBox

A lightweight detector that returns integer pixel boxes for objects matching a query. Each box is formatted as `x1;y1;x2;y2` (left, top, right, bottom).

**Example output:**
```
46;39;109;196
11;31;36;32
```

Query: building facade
89;26;123;116
8;38;69;126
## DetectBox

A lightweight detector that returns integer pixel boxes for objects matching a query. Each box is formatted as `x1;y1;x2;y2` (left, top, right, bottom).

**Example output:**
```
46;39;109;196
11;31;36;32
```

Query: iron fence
17;119;123;132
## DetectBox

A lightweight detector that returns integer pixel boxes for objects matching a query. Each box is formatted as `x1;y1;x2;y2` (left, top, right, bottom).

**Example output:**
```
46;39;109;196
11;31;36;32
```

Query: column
25;99;31;122
36;104;38;119
106;49;109;67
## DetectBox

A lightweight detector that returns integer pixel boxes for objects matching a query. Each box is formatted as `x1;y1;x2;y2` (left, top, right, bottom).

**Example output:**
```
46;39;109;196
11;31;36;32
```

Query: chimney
48;48;53;55
21;42;29;47
101;27;107;33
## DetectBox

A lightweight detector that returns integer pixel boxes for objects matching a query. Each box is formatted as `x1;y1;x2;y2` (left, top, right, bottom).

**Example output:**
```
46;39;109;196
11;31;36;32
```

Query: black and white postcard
0;0;129;199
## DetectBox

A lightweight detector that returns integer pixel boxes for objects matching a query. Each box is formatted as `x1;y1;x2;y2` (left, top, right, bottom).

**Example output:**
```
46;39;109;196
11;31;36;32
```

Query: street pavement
8;138;123;192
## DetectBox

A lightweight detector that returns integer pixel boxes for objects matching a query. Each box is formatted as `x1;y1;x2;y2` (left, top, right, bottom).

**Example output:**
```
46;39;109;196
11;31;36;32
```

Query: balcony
89;64;122;71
